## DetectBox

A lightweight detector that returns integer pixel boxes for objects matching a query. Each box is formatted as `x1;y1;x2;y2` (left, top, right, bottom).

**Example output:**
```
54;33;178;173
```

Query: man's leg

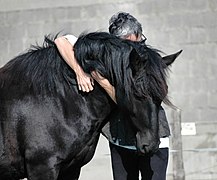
139;148;168;180
109;142;139;180
150;148;169;180
138;154;153;180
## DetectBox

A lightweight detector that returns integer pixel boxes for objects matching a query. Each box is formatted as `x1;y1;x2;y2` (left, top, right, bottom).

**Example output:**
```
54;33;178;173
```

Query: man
55;12;170;180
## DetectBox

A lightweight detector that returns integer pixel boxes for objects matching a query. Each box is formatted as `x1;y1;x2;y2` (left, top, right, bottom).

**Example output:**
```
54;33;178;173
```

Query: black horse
0;32;181;180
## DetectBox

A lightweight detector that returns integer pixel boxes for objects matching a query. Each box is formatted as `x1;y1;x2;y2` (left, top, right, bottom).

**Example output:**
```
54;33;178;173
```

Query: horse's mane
0;35;75;96
74;32;170;105
0;32;170;105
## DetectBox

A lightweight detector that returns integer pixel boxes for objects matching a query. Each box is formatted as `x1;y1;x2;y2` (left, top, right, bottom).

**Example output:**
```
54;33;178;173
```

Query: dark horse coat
0;32;181;180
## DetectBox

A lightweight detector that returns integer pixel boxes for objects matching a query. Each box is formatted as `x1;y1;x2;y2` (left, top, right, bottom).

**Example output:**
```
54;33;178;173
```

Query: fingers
76;72;95;92
78;84;82;91
91;71;103;79
78;85;91;92
90;71;97;78
91;77;94;86
86;83;94;92
91;71;105;84
78;81;94;92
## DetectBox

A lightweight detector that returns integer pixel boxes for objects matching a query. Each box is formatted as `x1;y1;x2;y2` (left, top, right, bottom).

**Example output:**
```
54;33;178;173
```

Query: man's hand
91;71;116;103
91;71;109;89
76;69;94;92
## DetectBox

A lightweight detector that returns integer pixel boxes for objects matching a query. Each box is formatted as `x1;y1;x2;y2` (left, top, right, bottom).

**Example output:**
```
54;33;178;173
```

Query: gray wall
0;0;217;179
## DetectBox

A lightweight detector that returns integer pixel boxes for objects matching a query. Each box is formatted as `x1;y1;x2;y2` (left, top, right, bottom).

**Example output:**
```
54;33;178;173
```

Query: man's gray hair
109;12;142;38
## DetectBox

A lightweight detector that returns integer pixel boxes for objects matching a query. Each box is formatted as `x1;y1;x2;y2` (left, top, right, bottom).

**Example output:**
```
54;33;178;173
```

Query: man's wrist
74;65;84;75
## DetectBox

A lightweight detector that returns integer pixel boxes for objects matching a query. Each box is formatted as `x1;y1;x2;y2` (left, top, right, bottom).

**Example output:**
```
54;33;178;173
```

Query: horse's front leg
57;167;81;180
25;156;59;180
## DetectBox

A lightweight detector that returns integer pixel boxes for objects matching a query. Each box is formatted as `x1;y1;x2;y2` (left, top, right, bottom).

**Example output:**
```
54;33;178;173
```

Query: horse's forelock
132;46;170;105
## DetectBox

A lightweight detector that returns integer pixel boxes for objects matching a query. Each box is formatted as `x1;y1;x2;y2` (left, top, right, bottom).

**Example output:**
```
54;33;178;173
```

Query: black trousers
109;143;169;180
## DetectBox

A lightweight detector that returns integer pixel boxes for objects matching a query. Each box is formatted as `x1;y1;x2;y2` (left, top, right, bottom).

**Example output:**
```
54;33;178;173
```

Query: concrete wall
0;0;217;179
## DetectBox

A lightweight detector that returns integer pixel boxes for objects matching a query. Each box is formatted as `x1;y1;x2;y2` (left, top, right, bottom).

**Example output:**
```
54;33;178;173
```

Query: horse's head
126;45;182;154
74;32;182;154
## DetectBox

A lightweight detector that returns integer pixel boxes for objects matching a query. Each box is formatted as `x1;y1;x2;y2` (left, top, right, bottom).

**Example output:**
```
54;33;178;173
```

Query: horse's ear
162;50;182;66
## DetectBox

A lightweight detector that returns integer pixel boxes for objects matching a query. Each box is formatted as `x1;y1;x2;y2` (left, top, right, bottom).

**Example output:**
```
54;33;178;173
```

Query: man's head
109;12;143;41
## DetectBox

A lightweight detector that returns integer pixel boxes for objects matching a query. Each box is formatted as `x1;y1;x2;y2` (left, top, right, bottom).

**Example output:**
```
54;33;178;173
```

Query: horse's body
0;32;181;180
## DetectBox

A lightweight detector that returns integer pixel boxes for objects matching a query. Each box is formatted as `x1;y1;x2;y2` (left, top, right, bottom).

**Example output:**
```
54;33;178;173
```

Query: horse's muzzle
136;131;160;155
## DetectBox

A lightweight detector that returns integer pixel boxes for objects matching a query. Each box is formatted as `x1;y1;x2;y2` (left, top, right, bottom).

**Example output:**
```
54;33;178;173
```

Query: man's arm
91;71;116;103
54;35;94;92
